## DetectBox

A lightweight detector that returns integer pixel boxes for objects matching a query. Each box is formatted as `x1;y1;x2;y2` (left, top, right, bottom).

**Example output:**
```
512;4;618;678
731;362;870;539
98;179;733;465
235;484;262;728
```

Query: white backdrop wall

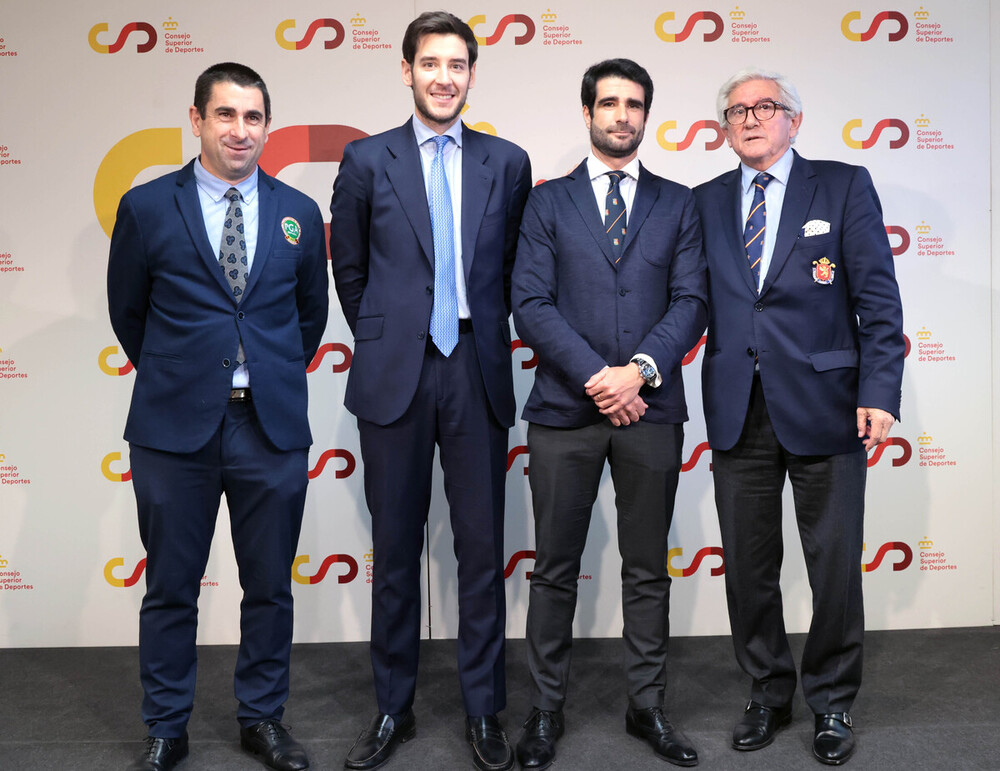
0;2;996;647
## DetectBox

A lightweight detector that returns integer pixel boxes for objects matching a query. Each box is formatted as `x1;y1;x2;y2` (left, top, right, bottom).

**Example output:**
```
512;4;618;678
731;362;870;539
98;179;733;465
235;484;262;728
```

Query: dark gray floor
2;627;998;769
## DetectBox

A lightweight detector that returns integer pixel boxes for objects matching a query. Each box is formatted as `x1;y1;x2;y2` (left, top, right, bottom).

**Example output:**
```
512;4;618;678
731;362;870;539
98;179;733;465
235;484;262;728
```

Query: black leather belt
229;388;251;402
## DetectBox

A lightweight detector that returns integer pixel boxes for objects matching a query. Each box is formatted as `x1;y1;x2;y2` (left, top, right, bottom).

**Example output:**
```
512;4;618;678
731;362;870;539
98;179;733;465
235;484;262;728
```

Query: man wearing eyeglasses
693;70;904;766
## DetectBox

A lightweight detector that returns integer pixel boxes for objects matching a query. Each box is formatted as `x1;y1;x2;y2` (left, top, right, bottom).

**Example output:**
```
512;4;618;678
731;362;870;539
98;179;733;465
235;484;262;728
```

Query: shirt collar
587;152;640;183
193;156;259;203
740;147;794;193
411;114;463;149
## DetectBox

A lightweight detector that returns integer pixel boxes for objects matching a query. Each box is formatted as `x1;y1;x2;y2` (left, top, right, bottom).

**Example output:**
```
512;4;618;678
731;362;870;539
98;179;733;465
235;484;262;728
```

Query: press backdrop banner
0;1;996;647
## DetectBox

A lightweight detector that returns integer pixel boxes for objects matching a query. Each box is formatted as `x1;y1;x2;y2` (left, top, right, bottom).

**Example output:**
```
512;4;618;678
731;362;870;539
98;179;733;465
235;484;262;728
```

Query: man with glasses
693;69;904;766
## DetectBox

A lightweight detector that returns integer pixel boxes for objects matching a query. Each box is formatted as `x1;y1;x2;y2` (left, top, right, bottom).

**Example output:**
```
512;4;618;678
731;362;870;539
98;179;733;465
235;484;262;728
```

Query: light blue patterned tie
428;135;458;356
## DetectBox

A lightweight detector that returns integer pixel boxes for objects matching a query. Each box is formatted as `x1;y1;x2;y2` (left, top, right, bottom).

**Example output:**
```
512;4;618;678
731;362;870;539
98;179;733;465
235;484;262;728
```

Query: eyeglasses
723;99;790;125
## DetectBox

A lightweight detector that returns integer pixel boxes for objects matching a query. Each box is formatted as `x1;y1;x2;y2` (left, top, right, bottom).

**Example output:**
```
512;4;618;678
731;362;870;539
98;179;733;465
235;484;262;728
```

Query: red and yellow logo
99;346;134;376
843;119;909;149
507;445;530;476
308;449;356;480
655;11;724;42
681;441;712;472
861;541;912;572
682;335;707;366
885;225;909;256
275;19;345;50
657;120;725;151
867;437;911;468
104;557;146;587
841;11;908;41
667;546;724;577
101;452;131;482
291;554;359;584
511;339;538;369
504;549;536;579
468;14;536;45
89;22;157;53
307;343;352;373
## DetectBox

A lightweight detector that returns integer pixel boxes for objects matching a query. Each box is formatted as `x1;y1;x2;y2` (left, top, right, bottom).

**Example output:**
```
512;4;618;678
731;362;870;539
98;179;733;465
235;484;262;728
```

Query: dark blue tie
604;170;627;262
428;136;458;356
744;172;772;291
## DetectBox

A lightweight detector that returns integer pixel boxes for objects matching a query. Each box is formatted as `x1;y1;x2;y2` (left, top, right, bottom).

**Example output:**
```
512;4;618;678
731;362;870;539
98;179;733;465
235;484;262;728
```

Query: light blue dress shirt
739;147;794;291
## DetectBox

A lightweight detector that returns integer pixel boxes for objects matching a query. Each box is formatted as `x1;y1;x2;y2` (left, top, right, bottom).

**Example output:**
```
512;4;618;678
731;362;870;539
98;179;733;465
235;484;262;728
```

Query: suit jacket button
417;331;425;340
426;286;433;294
223;358;231;367
754;302;764;311
619;288;626;296
746;347;755;357
237;311;245;320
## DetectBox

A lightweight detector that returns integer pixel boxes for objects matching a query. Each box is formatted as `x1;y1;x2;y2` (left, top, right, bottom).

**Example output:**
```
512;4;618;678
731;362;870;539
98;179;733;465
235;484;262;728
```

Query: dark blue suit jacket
512;160;708;428
108;160;329;453
694;151;904;456
329;121;532;427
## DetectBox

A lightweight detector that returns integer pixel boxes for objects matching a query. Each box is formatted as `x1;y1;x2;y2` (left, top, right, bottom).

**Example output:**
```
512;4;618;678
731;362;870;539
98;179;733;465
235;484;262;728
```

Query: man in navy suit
511;59;707;769
693;69;904;766
329;12;531;771
108;62;328;771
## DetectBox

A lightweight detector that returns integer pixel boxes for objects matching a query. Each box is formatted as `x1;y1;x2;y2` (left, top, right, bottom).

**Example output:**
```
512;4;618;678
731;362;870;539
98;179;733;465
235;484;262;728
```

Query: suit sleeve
512;187;608;389
329;141;370;334
502;150;533;314
296;201;330;363
843;166;904;418
633;188;708;377
107;193;150;368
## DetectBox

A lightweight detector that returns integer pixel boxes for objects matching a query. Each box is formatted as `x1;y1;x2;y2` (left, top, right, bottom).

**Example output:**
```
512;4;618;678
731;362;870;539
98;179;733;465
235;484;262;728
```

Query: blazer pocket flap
809;348;859;372
354;315;384;341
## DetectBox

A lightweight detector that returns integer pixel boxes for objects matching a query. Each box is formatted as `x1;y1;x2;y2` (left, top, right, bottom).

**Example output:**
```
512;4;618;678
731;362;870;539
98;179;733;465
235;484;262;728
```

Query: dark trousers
525;420;683;712
130;399;308;737
358;330;508;718
712;374;867;714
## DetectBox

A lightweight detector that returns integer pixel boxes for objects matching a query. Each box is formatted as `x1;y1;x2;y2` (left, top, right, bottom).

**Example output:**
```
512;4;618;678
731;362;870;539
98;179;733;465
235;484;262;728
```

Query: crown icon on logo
918;539;934;549
363;550;374;562
914;114;931;127
541;8;557;22
915;327;932;340
915;221;931;234
914;6;930;19
162;17;178;31
730;6;746;19
352;14;367;26
917;433;933;444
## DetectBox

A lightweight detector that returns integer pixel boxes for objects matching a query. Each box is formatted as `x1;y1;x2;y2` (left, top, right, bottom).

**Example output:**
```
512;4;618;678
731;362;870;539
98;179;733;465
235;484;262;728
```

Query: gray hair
717;68;802;139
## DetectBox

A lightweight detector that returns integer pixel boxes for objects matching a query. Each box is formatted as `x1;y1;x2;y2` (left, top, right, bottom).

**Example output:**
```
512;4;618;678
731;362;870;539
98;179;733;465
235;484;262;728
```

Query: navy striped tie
744;172;772;291
604;170;627;262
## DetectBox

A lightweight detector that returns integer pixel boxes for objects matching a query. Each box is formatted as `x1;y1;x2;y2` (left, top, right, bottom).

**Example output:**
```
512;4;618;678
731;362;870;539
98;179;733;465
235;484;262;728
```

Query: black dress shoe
813;713;855;765
344;711;416;770
240;720;309;770
515;708;564;770
467;714;514;771
130;734;189;771
732;700;792;751
625;706;698;767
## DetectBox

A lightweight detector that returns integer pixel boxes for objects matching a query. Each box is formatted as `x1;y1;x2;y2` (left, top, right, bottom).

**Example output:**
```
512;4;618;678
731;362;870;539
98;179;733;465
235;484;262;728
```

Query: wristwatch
632;356;657;387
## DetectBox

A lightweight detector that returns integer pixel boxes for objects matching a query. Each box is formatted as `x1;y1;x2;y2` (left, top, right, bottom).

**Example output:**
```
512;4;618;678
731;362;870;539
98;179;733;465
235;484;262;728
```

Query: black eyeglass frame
723;99;791;125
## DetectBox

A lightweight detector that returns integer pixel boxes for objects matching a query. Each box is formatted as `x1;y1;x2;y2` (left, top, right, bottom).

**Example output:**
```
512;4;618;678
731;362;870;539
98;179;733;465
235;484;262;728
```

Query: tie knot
432;135;450;154
607;170;627;186
754;173;772;189
225;187;242;203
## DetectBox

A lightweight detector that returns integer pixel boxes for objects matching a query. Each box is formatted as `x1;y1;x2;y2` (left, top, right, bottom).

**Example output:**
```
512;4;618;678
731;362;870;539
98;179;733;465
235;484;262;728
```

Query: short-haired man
329;11;531;771
109;62;328;770
693;69;904;765
511;58;707;769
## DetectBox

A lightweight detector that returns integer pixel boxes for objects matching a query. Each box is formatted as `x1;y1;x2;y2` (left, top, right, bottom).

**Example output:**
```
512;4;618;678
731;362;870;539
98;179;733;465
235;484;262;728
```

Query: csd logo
89;22;157;53
504;549;536;579
885;225;909;256
683;335;707;366
654;11;724;42
511;339;538;369
99;346;134;376
861;541;912;572
867;437;911;468
842;119;909;150
101;452;132;482
468;14;535;45
307;343;352;373
667;547;724;577
681;441;712;472
275;19;345;50
292;554;359;584
657;120;725;151
507;446;530;476
841;11;908;42
308;449;356;480
104;557;146;587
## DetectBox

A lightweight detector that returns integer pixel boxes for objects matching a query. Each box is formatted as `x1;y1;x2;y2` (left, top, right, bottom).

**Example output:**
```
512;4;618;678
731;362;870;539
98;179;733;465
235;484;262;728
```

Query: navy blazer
694;151;904;456
512;160;708;428
108;160;329;453
329;121;532;427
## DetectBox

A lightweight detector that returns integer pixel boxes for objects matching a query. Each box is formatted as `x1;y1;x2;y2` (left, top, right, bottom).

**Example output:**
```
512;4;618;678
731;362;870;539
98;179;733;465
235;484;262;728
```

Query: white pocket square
802;219;831;237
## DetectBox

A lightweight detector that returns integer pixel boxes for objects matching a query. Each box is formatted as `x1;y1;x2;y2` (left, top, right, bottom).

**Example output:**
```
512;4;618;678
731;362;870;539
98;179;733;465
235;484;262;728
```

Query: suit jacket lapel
621;165;658;256
718;166;759;296
243;168;277;302
761;151;817;297
567;160;617;267
460;125;494;280
384;121;435;267
174;161;234;300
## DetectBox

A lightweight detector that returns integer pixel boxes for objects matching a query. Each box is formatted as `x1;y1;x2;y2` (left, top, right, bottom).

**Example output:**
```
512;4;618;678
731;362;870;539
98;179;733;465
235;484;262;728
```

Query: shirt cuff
630;353;662;388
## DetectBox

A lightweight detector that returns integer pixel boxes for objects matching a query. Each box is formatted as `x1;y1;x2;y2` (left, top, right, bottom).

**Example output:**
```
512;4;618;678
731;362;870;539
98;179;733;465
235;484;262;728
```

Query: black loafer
130;734;189;771
625;706;698;767
344;711;415;770
467;714;513;771
515;708;564;770
813;713;855;765
732;700;792;751
240;720;309;770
